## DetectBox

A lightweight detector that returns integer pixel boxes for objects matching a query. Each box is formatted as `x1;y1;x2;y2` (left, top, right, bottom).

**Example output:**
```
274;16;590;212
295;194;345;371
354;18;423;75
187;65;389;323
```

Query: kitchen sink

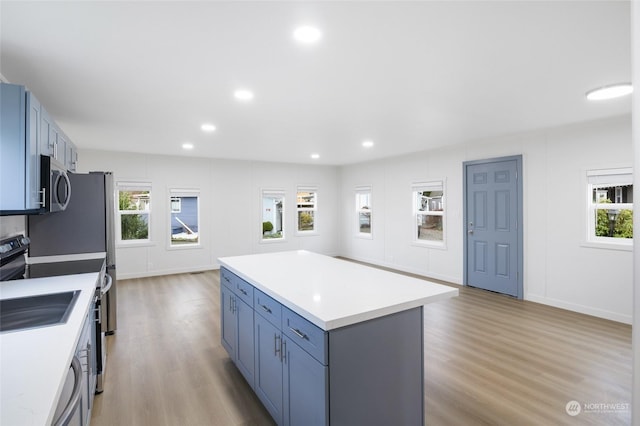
0;290;81;333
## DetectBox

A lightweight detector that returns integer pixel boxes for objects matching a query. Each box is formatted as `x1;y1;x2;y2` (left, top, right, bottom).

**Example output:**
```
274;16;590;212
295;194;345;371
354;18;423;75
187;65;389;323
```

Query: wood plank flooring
90;269;631;426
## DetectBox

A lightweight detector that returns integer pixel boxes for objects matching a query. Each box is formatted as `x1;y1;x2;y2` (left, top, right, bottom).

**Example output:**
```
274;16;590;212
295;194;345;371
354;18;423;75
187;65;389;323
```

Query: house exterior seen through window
262;190;285;240
355;187;372;237
296;187;317;233
587;168;633;246
170;190;200;246
412;181;445;245
117;183;151;244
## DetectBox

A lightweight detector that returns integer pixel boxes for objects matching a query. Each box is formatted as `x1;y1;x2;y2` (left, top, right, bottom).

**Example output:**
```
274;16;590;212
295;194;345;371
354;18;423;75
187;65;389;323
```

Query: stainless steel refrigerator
27;171;117;333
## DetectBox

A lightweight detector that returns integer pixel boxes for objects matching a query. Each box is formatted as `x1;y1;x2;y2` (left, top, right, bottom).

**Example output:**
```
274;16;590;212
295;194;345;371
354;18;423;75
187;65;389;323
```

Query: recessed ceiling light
293;26;322;44
201;123;216;132
182;143;194;150
311;153;320;159
586;83;633;101
234;89;254;101
362;140;374;148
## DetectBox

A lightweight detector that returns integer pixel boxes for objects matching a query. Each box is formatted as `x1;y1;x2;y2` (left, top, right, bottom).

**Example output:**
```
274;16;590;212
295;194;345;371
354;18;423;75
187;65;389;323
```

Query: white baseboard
526;294;632;325
337;254;462;285
118;265;215;280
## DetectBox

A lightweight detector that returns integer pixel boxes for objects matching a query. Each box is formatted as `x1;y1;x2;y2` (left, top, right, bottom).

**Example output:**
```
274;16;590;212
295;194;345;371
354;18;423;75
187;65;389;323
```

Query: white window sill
355;233;373;240
411;241;447;250
167;243;202;251
296;231;319;237
116;241;154;248
260;238;287;244
581;240;633;252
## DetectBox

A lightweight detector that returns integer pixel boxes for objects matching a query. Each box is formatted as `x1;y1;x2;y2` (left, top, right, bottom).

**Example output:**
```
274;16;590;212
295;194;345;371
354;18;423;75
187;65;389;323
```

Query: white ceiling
0;1;631;166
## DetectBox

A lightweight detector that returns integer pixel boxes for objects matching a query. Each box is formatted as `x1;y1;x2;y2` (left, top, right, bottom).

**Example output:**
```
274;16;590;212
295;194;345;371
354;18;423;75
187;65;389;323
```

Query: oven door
40;155;71;213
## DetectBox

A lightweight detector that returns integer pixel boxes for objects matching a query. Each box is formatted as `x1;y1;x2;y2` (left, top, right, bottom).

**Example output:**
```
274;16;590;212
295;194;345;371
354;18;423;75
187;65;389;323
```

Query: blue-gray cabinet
1;82;79;215
220;269;255;387
254;313;285;423
283;336;328;426
220;266;423;425
222;268;328;426
41;105;78;172
0;83;42;214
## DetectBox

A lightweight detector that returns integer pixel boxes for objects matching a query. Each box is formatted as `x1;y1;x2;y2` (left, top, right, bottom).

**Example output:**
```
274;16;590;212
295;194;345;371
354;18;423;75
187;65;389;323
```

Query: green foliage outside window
595;199;633;239
298;212;314;231
119;191;149;240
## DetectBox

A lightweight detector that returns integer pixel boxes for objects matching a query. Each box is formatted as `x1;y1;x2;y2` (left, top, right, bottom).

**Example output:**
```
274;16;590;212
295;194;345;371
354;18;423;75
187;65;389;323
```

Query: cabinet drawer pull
261;304;272;314
223;276;231;283
289;327;307;340
239;288;248;296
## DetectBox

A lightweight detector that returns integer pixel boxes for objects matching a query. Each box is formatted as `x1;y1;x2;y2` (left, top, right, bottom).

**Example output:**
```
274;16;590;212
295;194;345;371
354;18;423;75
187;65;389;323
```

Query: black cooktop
26;258;106;279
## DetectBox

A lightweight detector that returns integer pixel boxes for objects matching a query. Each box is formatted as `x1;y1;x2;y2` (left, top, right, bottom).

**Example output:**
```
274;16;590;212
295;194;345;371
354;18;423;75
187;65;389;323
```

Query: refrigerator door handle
101;273;113;295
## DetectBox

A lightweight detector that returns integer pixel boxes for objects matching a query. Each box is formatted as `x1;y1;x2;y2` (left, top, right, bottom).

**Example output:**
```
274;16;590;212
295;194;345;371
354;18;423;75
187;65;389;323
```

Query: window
170;190;200;247
296;187;317;234
587;168;633;246
413;181;445;245
355;187;372;237
117;183;151;244
262;190;285;241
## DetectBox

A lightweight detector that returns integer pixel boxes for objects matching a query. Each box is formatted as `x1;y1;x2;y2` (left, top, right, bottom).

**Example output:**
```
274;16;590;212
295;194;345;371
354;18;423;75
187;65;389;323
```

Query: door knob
468;230;474;235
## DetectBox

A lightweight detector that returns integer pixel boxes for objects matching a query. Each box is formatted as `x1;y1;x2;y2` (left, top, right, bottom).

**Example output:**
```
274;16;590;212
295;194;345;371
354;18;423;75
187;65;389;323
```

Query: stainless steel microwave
40;155;71;213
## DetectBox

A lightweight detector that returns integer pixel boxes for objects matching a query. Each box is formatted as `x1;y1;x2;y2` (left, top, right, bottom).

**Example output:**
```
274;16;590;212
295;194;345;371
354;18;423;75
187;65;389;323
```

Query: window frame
355;186;373;239
261;189;286;243
296;186;318;236
411;180;446;249
116;182;152;247
584;168;633;251
168;188;201;249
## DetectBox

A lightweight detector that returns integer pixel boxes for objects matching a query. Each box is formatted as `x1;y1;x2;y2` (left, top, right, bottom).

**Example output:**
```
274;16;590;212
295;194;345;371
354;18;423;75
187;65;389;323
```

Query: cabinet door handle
274;334;281;358
289;327;307;340
281;340;287;363
261;304;272;314
39;188;46;207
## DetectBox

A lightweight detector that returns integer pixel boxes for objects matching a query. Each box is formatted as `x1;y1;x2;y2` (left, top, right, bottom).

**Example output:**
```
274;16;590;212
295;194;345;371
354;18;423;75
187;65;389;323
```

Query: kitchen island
218;250;458;426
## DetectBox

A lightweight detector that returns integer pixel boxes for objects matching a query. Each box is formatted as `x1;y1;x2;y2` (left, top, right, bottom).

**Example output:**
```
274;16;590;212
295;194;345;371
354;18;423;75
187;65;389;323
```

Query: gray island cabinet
218;250;458;426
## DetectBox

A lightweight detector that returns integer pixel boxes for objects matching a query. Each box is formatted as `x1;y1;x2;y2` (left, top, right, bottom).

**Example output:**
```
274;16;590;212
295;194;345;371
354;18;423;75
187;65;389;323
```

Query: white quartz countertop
0;273;99;426
218;250;458;330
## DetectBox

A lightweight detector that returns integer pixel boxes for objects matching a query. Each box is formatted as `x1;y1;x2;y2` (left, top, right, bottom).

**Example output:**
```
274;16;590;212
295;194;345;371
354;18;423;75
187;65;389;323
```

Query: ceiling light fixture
182;143;194;150
234;89;254;101
311;153;320;159
293;26;322;44
362;140;374;148
585;83;633;101
201;123;216;132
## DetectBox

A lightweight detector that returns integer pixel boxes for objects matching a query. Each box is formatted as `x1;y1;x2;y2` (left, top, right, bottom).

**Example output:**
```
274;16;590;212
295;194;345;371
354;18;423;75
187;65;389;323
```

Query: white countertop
0;273;99;426
218;250;458;330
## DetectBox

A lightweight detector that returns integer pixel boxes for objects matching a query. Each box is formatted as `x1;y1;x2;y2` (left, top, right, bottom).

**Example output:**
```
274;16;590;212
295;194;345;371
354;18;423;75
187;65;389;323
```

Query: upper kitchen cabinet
65;137;78;172
40;103;78;172
1;83;42;214
1;82;78;215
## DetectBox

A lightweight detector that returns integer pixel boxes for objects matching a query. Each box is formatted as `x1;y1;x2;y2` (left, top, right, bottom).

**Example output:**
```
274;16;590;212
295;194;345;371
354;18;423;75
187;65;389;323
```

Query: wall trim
337;254;462;286
118;265;215;280
526;294;631;325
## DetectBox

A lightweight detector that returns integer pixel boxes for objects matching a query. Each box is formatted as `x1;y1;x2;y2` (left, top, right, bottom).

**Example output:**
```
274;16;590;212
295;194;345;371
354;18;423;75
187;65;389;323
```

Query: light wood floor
90;269;631;426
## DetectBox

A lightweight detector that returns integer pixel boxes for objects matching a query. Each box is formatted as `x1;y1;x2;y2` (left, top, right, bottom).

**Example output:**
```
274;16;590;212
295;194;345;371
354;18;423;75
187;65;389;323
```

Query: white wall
339;115;633;324
78;151;340;279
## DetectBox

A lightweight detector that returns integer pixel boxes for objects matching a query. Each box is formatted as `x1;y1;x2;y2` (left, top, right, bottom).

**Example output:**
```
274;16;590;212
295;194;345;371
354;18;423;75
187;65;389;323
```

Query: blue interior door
465;157;522;297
